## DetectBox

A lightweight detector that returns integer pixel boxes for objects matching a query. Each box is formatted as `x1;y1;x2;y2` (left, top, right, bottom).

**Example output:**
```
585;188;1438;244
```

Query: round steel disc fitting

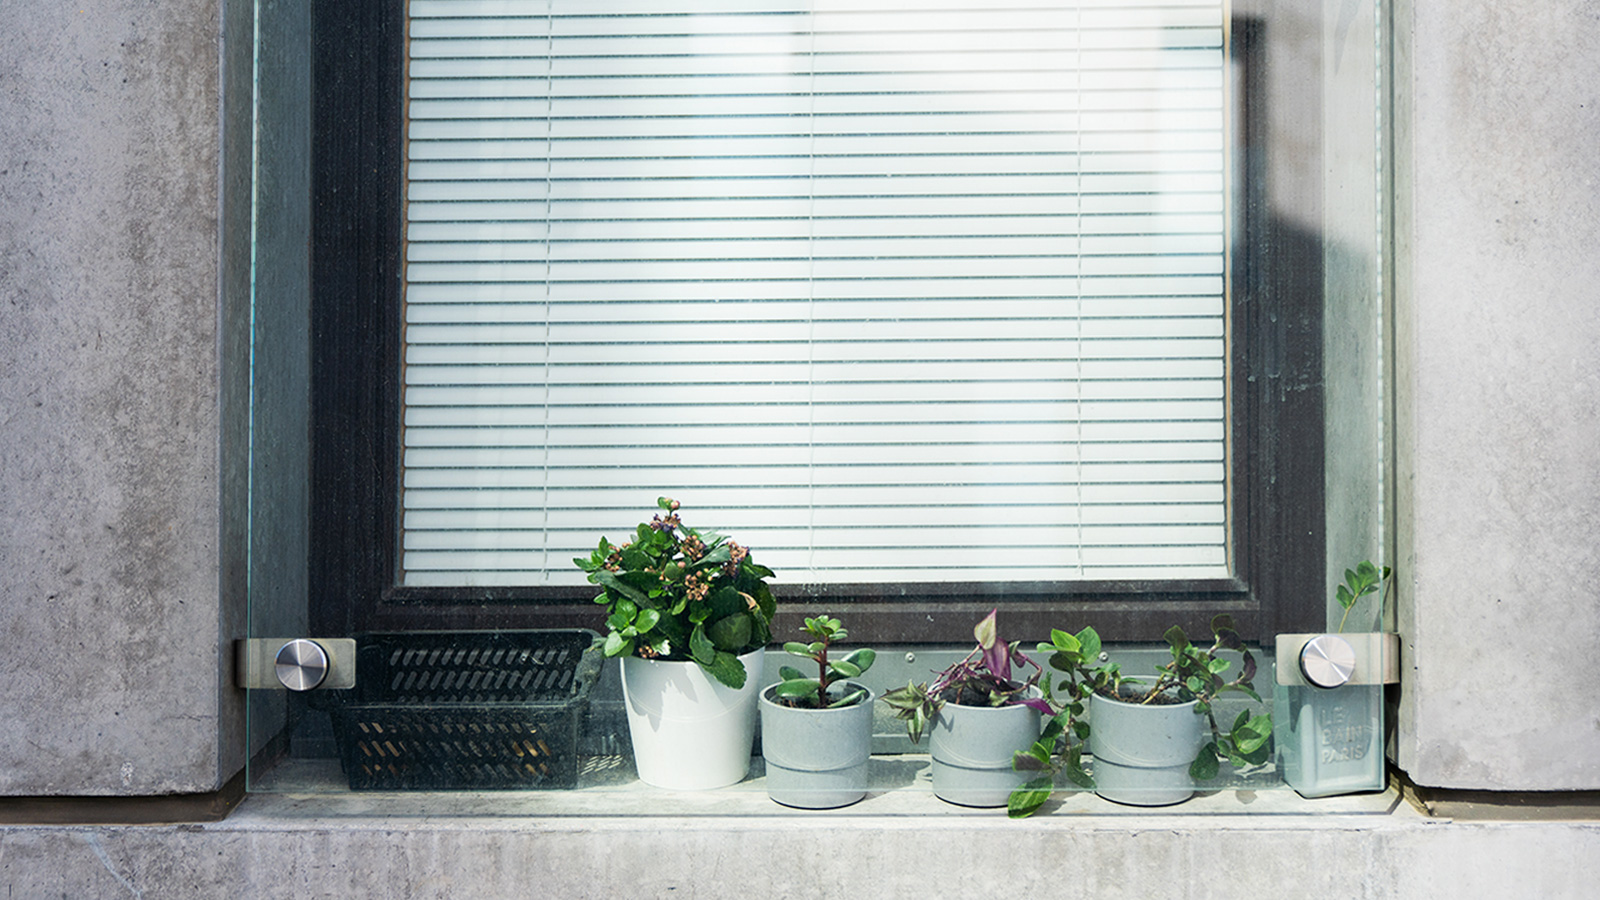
275;639;329;691
1299;634;1357;688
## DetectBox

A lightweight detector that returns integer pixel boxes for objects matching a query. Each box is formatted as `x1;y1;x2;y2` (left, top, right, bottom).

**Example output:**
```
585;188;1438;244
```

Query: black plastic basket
331;629;601;791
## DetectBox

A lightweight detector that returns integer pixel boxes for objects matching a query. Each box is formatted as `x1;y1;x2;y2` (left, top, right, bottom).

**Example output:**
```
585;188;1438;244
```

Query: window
310;2;1326;644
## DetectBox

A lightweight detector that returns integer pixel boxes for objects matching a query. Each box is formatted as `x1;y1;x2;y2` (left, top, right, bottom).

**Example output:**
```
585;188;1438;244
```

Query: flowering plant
574;497;777;689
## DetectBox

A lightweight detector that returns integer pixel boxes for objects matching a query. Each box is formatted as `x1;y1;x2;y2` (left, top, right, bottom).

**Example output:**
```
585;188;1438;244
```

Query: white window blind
400;0;1229;588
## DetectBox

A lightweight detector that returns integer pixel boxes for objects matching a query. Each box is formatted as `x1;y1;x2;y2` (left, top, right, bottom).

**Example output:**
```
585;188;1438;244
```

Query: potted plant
574;497;777;790
1006;624;1103;816
1276;560;1396;798
758;615;878;808
1009;615;1272;813
882;610;1052;807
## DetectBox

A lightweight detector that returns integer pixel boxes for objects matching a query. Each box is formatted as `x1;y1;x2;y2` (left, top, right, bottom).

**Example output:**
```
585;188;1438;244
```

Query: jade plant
770;615;877;709
1008;615;1273;818
1335;560;1393;633
881;609;1051;743
574;497;776;689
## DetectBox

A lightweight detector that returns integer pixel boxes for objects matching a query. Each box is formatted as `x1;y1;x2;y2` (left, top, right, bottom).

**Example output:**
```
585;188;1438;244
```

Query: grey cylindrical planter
928;692;1042;808
1089;691;1206;806
758;681;875;809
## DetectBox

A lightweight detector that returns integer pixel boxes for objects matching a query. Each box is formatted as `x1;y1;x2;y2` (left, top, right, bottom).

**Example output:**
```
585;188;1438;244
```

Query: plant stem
815;638;831;706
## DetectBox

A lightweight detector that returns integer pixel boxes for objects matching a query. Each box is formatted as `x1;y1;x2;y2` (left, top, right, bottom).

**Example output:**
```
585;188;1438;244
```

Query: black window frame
309;5;1323;645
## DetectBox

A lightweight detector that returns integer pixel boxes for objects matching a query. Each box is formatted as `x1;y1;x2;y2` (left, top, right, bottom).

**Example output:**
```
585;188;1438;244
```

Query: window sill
243;755;1408;822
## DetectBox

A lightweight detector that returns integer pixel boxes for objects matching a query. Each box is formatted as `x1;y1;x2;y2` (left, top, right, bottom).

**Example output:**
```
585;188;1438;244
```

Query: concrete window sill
244;754;1407;821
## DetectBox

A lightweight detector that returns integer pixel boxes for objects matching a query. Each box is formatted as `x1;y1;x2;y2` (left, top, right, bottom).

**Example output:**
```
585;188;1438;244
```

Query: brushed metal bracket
235;638;357;691
1275;632;1400;688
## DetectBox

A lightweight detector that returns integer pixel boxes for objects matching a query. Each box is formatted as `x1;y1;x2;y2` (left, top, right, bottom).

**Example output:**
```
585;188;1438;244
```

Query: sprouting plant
1150;617;1272;781
1335;560;1393;633
1008;624;1103;817
1006;615;1272;818
770;615;876;709
881;609;1051;744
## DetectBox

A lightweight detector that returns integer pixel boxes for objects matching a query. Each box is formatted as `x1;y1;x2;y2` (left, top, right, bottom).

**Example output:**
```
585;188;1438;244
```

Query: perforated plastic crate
331;629;601;791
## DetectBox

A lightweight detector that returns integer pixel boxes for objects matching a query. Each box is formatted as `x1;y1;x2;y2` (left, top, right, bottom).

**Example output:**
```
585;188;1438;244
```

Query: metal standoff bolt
1298;634;1357;688
235;637;356;690
274;639;330;691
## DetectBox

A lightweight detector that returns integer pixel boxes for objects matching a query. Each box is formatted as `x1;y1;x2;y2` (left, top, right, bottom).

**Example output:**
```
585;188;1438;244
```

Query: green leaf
1013;741;1051;772
592;568;648;605
689;623;716;665
697;543;733;568
700;650;747;689
705;584;744;619
974;608;998;649
1049;628;1081;654
782;641;814;657
1040;712;1068;743
1233;714;1273;754
1077;626;1101;662
1190;743;1220;781
840;648;876;674
778;665;806;682
826;687;869;708
1064;762;1095;790
1048;651;1079;673
1164;624;1190;653
1237;737;1273;766
602;630;628;657
634;608;661;633
879;682;925;711
773;679;822;701
1060;746;1095;789
830;659;862;678
909;707;928;744
708;612;752;651
1007;777;1055;819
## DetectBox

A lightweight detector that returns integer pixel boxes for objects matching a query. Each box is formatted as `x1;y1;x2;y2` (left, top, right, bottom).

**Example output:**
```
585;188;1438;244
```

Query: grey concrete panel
0;805;1597;899
1394;0;1600;789
0;1;226;793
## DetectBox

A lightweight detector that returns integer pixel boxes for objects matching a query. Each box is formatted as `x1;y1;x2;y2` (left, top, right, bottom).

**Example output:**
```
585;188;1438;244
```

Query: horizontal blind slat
401;0;1229;586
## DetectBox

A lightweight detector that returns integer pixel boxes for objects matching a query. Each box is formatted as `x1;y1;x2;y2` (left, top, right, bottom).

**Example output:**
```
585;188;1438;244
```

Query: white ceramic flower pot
928;691;1042;808
758;681;875;809
1089;691;1206;806
621;648;764;790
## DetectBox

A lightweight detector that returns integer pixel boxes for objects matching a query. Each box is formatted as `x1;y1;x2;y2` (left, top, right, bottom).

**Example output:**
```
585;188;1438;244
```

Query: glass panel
246;0;1392;806
243;0;314;789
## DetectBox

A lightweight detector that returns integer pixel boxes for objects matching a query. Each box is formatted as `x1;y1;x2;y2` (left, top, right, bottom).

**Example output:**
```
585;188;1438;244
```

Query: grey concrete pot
928;690;1042;808
1089;691;1207;806
758;681;875;809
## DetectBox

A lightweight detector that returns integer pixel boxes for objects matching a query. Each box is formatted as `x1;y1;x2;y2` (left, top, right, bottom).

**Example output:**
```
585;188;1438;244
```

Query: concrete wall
0;0;238;795
1;0;1598;802
1392;0;1600;790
